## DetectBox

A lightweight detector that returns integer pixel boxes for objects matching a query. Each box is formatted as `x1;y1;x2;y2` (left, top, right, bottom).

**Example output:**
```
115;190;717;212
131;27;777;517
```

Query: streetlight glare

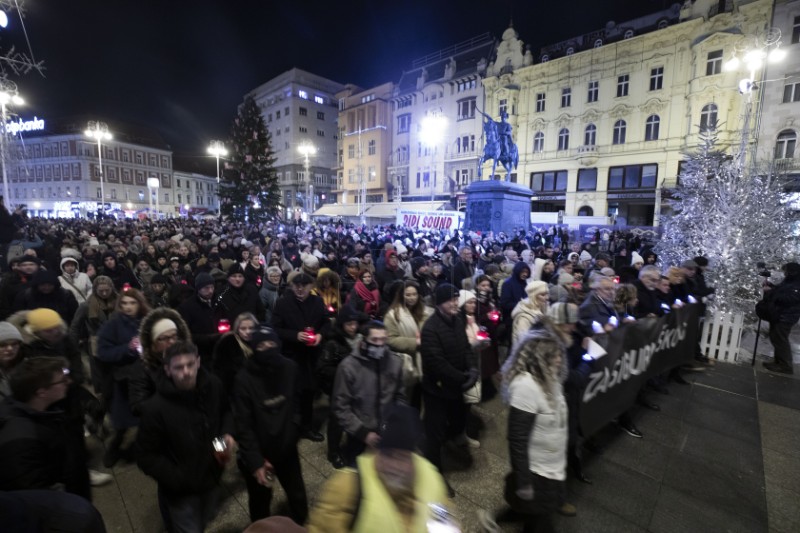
724;56;740;71
768;47;786;63
0;11;8;29
420;115;447;145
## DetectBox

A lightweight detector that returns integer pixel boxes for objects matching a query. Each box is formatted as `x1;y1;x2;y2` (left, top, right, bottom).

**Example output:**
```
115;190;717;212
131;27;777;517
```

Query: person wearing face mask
331;321;405;467
231;325;308;524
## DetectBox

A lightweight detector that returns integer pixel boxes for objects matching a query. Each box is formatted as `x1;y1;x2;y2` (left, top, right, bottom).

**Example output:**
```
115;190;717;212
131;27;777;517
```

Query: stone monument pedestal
464;180;533;233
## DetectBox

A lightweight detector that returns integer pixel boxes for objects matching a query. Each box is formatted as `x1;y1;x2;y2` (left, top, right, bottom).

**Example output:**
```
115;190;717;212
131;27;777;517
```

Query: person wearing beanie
217;261;266;323
0;321;24;400
177;272;225;368
231;325;309;523
420;282;477;497
631;251;645;269
331;320;405;466
10;268;75;323
511;280;550;347
0;253;40;320
58;257;92;305
100;251;139;292
308;404;450;533
271;268;330;442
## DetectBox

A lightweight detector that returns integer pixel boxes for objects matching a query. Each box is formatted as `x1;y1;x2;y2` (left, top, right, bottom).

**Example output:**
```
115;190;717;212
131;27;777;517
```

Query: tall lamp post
147;177;160;219
0;84;23;207
724;28;786;168
297;142;317;218
207;140;227;183
420;114;447;202
85;121;112;216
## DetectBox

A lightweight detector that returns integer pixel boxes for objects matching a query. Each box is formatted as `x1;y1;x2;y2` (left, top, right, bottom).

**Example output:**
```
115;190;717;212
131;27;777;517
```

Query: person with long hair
315;268;341;320
511;281;550;347
212;312;258;401
384;280;430;408
96;287;151;467
479;322;571;532
347;269;380;319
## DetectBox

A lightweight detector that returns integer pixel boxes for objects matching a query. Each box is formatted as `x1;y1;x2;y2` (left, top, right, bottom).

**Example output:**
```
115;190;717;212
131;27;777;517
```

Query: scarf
88;294;116;321
354;279;380;316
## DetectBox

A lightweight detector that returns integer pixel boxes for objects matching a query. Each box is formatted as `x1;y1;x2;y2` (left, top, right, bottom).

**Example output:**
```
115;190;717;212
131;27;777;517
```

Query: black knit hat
227;263;245;277
247;324;280;350
434;283;457;305
194;273;214;291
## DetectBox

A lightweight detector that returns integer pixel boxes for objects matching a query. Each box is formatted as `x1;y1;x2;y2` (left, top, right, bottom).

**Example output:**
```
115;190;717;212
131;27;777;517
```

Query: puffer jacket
58;258;92;305
331;344;405;443
136;368;231;496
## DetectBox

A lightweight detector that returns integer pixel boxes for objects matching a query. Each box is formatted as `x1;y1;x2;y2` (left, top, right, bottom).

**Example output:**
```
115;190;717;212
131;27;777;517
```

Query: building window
96;187;101;199
706;50;723;76
533;131;544;153
298;90;308;99
587;81;598;103
577;168;597;191
348;144;355;159
616;75;629;97
613;120;627;145
456;135;475;153
276;110;281;119
348;169;356;183
578;206;594;216
561;88;571;108
499;99;508;115
775;130;797;159
368;166;376;181
650;67;664;91
397;114;411;133
457;98;476;120
557;128;570;151
314;95;324;104
700;103;718;132
783;82;800;103
317;130;325;137
584;124;596;146
299;126;307;133
299;107;307;116
317;111;325;120
793;16;800;44
368;140;376;155
608;164;658;189
644;115;660;141
530;170;568;192
535;93;546;113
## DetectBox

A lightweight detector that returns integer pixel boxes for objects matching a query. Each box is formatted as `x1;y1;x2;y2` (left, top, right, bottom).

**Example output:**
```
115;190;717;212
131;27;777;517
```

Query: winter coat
271;292;330;391
58;259;92;305
0;272;30;321
578;293;620;337
420;309;472;399
177;293;224;362
318;330;361;397
231;355;301;473
136;368;231;496
258;281;281;324
216;283;266;323
101;263;139;291
384;305;429;357
96;312;142;429
511;299;545;348
9;310;84;386
331;344;405;442
211;332;250;402
0;398;84;495
452;259;475;289
500;262;532;323
13;270;79;325
767;276;800;324
633;280;664;318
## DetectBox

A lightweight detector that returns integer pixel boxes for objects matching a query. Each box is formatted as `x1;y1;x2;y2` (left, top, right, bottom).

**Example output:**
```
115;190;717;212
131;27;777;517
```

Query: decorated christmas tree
219;96;281;221
655;130;795;313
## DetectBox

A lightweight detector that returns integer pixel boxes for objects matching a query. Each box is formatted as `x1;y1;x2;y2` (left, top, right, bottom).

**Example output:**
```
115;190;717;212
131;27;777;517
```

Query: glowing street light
85;121;112;216
207;140;227;183
298;142;317;216
420;114;447;201
0;85;24;206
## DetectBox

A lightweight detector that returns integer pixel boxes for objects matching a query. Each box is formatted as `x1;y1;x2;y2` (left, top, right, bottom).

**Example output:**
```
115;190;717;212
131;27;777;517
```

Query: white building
172;155;220;218
246;68;345;219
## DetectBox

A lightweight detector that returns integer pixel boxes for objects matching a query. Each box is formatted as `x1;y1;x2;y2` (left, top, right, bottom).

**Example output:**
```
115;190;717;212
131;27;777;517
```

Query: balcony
774;158;800;173
445;149;479;161
575;145;598;166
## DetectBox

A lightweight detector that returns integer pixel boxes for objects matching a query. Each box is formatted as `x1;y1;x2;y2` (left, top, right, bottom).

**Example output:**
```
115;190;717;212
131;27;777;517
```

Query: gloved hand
515;484;534;501
461;368;479;391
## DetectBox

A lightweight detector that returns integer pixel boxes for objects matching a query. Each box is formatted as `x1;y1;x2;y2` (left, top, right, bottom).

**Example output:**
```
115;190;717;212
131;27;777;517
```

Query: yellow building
481;0;773;226
334;82;394;207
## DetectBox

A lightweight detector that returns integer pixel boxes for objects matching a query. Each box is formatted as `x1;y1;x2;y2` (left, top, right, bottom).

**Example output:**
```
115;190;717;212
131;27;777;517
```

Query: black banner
579;304;700;436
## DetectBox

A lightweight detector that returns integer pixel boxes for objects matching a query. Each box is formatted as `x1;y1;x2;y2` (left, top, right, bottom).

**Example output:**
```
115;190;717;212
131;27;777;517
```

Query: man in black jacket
13;269;79;325
231;325;307;523
136;341;234;533
217;263;266;323
763;262;800;374
0;254;39;320
420;283;478;496
177;273;223;368
271;273;329;441
452;246;476;289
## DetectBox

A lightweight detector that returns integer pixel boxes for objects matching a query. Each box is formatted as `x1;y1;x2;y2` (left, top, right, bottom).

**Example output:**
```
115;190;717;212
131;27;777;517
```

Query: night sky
10;0;662;156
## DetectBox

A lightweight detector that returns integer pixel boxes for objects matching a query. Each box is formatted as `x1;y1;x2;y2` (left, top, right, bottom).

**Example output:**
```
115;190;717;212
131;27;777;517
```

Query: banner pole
751;318;762;367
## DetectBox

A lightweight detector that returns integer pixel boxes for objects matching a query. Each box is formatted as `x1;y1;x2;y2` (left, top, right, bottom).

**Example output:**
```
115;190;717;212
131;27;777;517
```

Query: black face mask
361;341;384;360
253;347;281;367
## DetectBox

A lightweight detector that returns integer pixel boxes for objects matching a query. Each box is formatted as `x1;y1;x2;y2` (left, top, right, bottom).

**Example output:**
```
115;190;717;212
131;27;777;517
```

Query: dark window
645;115;660;141
783;82;800;103
536;93;546;113
578;206;594;216
587;81;599;103
775;130;797;159
299;107;307;116
561;88;571;108
584;124;596;146
706;50;723;76
700;104;718;132
650;67;664;91
793;16;800;44
558;128;569;151
531;170;568;191
609;164;658;189
613;120;627;145
617;75;629;97
577;168;597;191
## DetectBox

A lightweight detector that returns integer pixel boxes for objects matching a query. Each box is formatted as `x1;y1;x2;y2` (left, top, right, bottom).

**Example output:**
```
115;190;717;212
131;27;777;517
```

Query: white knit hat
458;289;476;308
151;319;177;341
631;251;644;266
579;250;592;262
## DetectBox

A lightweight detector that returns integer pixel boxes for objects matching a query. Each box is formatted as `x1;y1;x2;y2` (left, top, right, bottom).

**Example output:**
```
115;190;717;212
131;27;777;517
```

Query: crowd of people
0;209;797;533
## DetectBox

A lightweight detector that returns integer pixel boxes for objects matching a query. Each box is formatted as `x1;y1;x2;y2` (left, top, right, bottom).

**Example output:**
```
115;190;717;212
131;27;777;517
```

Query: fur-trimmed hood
138;307;191;369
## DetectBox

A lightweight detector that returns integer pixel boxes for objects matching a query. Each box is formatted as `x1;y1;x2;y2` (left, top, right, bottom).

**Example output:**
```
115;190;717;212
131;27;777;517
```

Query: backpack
755;294;780;322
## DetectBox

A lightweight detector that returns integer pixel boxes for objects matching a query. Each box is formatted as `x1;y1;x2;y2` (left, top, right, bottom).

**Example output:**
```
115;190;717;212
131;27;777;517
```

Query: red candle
218;318;231;334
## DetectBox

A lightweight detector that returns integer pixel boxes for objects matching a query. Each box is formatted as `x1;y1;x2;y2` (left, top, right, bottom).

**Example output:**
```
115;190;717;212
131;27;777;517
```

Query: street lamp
723;28;786;168
0;84;24;207
297;142;317;217
207;140;227;183
420;114;447;202
85;121;112;216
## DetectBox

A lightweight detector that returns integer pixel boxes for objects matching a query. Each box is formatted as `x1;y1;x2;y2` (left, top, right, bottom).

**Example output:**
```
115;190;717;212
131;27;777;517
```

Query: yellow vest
351;453;451;533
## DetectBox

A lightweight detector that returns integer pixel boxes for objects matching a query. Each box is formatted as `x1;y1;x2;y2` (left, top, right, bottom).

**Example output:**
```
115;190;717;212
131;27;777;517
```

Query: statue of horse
477;111;519;181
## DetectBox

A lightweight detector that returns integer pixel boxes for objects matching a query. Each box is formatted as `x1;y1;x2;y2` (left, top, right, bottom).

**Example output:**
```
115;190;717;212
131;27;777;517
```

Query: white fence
700;310;745;363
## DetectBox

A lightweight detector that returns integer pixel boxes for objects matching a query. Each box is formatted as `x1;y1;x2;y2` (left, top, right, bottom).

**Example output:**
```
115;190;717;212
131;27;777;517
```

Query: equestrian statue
477;107;519;181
